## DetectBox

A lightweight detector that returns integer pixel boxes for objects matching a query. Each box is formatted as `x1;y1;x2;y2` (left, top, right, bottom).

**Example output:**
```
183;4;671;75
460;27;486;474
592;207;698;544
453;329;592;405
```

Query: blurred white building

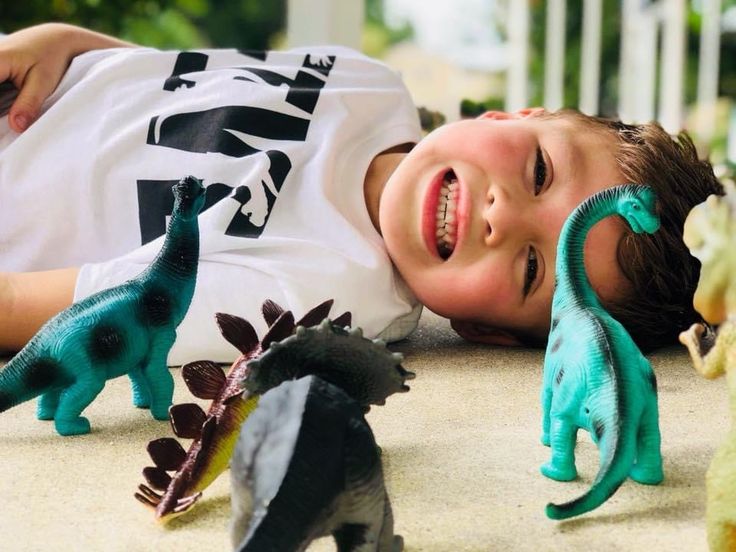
382;0;507;120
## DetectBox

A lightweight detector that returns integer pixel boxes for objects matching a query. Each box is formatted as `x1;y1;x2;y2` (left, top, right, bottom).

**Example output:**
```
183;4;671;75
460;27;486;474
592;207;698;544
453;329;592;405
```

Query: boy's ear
450;319;524;346
477;107;546;121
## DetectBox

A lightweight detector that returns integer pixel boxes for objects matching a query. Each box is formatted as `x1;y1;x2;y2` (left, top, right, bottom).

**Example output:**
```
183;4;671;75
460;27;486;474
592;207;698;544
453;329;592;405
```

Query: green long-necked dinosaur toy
540;184;664;519
0;176;205;436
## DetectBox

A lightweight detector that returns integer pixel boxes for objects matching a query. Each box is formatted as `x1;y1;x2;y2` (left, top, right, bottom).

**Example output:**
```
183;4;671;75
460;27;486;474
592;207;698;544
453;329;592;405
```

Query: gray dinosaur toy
540;184;664;519
227;318;412;551
0;176;205;435
230;374;403;552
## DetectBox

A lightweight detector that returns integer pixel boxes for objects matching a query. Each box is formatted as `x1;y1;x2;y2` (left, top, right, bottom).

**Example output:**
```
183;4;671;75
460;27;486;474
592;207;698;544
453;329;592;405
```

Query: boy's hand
0;23;135;133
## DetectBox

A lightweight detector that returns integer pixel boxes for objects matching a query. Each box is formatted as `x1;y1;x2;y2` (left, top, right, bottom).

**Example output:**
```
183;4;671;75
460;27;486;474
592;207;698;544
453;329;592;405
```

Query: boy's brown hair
552;109;724;351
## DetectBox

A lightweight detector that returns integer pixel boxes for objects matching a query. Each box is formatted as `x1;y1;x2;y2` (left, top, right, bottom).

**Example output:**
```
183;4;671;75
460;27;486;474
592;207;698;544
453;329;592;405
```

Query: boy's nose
482;191;534;247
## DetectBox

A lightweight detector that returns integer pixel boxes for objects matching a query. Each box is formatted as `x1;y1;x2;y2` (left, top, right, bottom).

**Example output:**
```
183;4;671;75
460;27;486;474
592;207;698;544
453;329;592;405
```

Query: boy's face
378;110;629;344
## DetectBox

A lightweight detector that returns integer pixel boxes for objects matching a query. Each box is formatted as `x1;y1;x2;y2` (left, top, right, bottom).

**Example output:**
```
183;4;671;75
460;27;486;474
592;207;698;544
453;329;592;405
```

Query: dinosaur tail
545;417;636;520
0;349;64;413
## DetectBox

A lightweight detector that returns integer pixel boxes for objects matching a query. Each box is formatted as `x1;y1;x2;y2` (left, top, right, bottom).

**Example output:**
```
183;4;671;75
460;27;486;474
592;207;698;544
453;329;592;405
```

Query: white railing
506;0;722;136
286;0;723;139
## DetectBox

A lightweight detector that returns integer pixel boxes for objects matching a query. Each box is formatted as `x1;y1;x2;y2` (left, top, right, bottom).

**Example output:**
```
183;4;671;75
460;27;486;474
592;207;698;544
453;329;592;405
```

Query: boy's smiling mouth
423;167;465;261
436;169;459;259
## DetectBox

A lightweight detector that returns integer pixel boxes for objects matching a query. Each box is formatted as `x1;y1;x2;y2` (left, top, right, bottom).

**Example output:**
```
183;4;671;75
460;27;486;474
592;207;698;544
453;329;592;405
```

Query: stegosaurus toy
679;185;736;551
0;176;205;436
230;375;403;551
540;184;664;519
135;299;414;522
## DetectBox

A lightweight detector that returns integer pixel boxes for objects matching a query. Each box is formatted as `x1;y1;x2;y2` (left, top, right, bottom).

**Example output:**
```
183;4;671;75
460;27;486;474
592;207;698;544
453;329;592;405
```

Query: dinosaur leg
53;378;105;436
37;389;62;420
229;475;255;550
540;386;553;446
373;489;403;552
140;337;175;420
128;366;152;409
380;491;404;552
630;403;664;484
541;416;578;481
332;481;400;552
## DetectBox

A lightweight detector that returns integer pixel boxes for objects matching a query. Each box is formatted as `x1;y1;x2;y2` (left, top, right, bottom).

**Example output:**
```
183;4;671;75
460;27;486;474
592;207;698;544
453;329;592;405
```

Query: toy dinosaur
0;176;205;436
540;184;664;520
678;186;736;551
230;375;403;552
135;299;413;522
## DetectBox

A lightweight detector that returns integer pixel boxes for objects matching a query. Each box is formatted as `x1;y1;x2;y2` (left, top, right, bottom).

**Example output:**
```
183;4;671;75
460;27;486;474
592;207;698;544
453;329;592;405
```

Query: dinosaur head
244;319;414;409
172;176;207;221
682;186;736;324
616;185;660;235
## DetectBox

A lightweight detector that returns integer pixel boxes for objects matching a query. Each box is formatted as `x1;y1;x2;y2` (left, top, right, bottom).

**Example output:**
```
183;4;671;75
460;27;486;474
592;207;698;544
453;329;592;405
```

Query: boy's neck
364;143;414;235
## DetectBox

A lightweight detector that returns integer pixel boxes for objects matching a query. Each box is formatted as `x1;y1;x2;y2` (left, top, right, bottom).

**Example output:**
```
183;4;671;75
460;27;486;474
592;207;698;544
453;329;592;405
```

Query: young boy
0;23;723;364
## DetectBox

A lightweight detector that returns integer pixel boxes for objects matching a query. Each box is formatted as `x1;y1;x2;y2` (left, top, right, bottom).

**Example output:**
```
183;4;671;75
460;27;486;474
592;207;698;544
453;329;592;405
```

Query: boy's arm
0;23;136;132
0;268;79;352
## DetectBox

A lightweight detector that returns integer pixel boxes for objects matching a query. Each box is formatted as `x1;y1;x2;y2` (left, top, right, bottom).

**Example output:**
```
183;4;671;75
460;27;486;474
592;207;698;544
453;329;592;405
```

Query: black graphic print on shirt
137;50;335;244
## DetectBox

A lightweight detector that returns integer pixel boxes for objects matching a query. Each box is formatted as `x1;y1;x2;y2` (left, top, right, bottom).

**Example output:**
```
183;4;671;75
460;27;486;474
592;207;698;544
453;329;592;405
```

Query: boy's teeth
435;170;459;260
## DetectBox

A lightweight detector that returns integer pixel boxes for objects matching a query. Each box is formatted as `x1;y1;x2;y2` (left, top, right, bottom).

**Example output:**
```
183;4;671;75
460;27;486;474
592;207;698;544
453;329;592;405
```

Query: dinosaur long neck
553;189;620;314
141;211;199;292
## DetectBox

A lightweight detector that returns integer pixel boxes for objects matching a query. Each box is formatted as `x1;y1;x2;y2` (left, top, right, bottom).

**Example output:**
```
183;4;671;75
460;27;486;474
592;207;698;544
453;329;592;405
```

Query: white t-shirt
0;46;423;364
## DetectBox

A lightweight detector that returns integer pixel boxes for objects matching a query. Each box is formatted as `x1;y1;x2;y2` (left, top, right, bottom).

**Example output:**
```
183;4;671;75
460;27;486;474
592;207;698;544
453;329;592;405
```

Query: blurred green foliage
0;0;286;50
0;0;409;55
363;0;412;57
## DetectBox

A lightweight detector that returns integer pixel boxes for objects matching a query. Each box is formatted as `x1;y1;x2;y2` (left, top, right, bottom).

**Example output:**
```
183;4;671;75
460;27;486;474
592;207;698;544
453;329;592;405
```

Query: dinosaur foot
630;463;664;485
150;404;172;421
134;483;202;520
55;416;91;436
540;432;551;447
392;535;404;552
37;405;56;421
679;323;716;360
37;392;60;420
540;461;577;482
132;397;151;409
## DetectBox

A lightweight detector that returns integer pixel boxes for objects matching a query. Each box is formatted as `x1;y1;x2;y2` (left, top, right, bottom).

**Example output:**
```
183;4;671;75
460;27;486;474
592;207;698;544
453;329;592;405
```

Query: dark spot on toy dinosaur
551;337;562;353
25;359;58;393
551;317;560;331
555;367;565;385
139;288;173;326
90;324;125;361
333;523;368;549
592;418;605;442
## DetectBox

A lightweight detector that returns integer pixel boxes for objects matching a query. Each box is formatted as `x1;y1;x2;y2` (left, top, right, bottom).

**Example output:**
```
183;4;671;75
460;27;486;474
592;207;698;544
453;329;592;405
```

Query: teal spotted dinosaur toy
540;184;664;520
0;176;205;436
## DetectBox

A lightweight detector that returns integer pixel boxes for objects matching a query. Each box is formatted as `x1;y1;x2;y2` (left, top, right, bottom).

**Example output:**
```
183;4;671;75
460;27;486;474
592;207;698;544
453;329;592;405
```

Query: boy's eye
523;246;538;297
534;146;547;195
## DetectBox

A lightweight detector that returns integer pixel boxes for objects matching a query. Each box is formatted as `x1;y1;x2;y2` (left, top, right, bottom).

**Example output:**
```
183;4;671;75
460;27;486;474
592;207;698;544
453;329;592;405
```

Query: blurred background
2;0;734;172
